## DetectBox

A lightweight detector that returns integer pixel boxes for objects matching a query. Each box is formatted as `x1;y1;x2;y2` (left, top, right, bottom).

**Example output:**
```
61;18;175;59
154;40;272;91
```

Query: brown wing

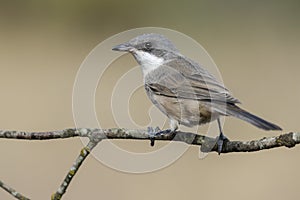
145;56;240;104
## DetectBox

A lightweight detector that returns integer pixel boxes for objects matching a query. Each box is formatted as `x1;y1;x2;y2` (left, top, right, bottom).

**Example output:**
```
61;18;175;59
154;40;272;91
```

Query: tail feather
215;104;282;131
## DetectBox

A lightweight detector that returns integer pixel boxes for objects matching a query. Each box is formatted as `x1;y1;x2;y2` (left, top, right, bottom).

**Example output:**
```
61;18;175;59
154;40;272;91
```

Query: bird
112;33;282;153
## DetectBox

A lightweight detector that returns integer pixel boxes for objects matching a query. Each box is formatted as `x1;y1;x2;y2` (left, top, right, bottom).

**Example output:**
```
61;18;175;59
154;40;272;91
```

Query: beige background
0;1;300;199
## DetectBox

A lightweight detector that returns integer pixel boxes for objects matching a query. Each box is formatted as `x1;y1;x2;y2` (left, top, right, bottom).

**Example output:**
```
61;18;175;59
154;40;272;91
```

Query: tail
216;104;282;131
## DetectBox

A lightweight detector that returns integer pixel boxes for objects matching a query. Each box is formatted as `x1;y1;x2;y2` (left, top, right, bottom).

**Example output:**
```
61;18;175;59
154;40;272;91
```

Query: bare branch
51;140;99;200
0;128;299;153
1;128;299;200
0;179;30;200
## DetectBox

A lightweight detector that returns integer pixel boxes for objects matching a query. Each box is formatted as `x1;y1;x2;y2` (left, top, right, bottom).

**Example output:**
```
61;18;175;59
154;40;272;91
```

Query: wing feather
145;56;240;104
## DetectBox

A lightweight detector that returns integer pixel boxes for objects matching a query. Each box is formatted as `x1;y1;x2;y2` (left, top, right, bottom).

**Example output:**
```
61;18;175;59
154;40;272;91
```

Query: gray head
112;34;179;69
113;33;178;54
112;33;178;65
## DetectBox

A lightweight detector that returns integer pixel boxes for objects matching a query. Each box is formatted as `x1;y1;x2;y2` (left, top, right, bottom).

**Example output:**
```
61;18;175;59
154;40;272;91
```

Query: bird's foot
147;127;160;146
155;129;173;136
147;127;176;147
216;133;229;155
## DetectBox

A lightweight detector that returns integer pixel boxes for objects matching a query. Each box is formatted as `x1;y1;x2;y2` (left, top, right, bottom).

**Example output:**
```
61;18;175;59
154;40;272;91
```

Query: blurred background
0;0;300;199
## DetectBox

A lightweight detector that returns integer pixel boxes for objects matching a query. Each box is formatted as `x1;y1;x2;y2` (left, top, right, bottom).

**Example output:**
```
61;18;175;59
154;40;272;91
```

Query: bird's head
112;33;179;73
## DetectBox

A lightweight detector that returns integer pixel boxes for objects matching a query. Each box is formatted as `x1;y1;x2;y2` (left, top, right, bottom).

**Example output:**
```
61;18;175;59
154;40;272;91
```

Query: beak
112;42;134;52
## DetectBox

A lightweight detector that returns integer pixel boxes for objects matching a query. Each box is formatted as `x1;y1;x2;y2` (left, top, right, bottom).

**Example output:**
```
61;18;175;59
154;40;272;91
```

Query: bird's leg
216;118;229;154
155;119;178;136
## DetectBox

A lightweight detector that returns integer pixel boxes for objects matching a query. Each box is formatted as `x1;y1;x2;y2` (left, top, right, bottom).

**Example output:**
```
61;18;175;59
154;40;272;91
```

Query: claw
147;127;155;146
155;129;172;136
147;127;176;147
150;138;155;147
147;127;160;146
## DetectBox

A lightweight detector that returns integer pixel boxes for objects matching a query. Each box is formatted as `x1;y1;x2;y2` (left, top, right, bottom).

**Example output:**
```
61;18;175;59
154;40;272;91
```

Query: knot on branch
276;132;296;148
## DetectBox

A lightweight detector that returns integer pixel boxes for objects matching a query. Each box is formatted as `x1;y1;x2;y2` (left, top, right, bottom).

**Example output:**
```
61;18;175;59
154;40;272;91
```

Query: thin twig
51;140;99;200
0;179;30;200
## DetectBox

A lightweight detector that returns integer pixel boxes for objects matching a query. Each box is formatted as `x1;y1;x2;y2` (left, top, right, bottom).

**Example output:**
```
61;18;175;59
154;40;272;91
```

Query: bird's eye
144;42;152;50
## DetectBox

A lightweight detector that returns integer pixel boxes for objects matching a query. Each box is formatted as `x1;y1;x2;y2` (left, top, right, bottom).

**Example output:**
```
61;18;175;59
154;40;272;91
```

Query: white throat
133;50;164;77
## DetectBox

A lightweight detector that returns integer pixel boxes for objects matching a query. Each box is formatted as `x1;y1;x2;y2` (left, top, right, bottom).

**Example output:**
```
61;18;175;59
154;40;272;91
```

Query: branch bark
0;128;299;152
1;128;299;200
51;141;98;200
0;180;30;200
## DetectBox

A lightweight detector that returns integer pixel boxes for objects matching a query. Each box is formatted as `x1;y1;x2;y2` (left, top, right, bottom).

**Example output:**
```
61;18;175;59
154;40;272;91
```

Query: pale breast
146;90;219;127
